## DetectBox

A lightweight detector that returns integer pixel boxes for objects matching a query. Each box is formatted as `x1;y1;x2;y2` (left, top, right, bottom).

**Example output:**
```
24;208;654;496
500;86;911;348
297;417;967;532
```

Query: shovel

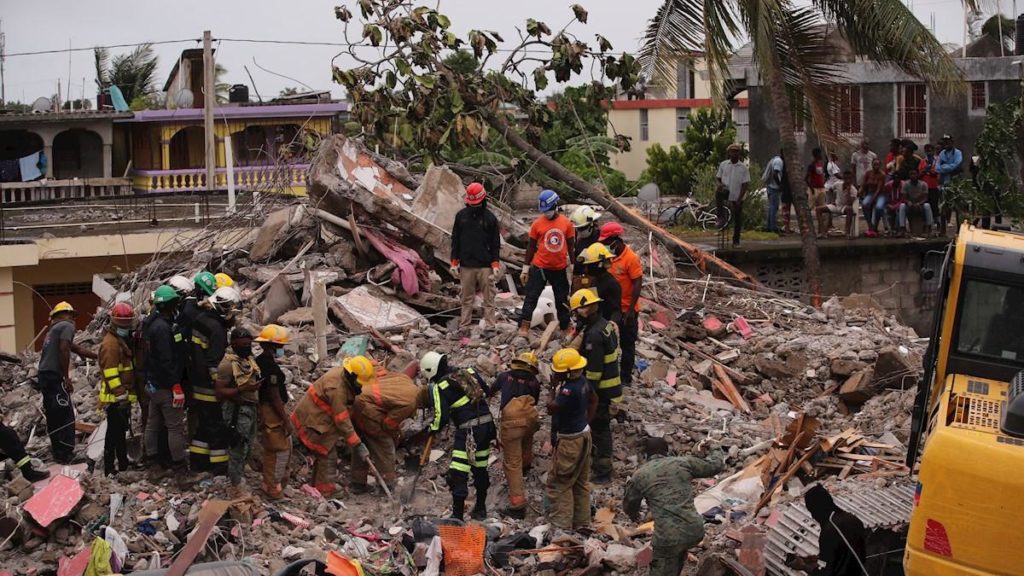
401;433;434;507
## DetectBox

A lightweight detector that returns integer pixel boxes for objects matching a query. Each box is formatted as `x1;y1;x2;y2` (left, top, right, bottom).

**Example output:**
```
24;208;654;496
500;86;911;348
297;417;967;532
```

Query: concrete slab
331;285;425;332
24;472;84;528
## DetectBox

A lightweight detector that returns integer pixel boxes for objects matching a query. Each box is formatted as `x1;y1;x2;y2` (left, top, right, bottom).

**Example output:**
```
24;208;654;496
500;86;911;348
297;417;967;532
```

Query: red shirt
806;161;825;188
609;246;643;313
529;214;575;270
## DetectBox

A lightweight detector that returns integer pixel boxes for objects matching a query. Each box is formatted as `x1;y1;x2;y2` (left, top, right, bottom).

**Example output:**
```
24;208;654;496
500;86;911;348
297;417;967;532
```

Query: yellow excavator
904;223;1024;575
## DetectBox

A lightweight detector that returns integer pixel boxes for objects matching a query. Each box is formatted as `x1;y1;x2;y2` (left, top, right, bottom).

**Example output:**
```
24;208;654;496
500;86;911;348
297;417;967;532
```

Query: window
676;62;697;99
969;81;987;114
898;84;928;137
640;109;649;142
836;86;862;135
955;279;1024;365
676;109;689;142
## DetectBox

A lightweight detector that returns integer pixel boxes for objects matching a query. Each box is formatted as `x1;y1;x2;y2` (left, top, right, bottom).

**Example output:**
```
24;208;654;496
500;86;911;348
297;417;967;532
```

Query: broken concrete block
262;276;300;324
331;285;426;332
250;206;298;261
24;473;84;528
278;307;315;326
839;370;876;405
602;543;638;571
754;356;800;379
871;346;917;389
830;358;867;378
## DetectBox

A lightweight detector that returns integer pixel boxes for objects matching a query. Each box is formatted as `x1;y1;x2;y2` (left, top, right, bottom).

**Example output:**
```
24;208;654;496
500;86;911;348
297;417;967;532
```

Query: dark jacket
591;270;623;325
813;509;867;576
491;369;541;411
187;310;227;392
451;205;500;268
429;367;492;432
143;311;181;390
256;352;288;405
581;316;622;404
572;229;601;275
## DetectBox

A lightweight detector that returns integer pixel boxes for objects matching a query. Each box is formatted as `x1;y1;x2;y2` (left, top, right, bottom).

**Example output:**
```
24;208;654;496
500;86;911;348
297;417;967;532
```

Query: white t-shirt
716;160;751;202
850;150;877;187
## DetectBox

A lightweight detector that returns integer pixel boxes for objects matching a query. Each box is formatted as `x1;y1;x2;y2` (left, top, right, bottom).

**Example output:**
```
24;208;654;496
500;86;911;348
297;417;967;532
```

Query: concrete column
0;267;16;354
160;140;171;170
43;144;54;178
102;143;113;178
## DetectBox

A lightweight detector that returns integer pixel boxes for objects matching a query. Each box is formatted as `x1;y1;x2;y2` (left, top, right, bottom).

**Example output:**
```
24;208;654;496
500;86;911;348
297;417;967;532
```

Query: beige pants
459;267;495;329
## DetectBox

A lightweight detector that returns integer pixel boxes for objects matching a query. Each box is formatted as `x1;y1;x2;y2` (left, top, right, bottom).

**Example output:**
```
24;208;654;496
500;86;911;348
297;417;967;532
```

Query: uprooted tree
330;0;755;285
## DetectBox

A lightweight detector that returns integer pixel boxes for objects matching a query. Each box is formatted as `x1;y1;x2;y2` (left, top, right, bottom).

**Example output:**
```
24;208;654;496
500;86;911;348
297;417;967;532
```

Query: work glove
450;260;460;277
171;384;186;409
355;443;370;462
519;266;530;286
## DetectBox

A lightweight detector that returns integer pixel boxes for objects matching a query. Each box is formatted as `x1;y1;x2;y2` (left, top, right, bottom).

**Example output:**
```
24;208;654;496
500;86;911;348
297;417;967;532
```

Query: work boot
451;499;465;521
500;506;525;520
591;473;611;486
18;462;49;483
470;497;487;521
147;464;171;482
517;321;530;337
227;483;250;500
261;482;283;501
349;482;369;495
315;482;338;498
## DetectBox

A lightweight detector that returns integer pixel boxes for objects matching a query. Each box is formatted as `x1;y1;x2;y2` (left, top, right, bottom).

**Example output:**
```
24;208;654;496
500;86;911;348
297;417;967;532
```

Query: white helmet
209;286;242;307
168;275;195;295
570;205;600;229
419;351;445;381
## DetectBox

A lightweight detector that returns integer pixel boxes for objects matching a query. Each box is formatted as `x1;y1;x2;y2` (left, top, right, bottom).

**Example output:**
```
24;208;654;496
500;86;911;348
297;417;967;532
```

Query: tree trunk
480;109;759;288
760;50;823;306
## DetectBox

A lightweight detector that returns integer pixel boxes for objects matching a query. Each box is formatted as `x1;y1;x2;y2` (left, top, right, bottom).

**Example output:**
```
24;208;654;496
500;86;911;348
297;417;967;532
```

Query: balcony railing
132;164;310;194
1;178;133;204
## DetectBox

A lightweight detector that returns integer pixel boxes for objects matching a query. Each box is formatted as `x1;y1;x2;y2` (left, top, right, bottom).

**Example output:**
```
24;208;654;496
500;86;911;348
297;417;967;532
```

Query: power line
4;38;200;58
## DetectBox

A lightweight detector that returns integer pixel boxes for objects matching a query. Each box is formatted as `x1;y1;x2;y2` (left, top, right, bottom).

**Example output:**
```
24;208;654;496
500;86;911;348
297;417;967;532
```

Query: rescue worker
598;222;643;387
175;271;215;340
575;243;622;325
98;302;138;476
290;356;372;497
254;324;292;500
351;363;428;494
450;182;501;334
0;421;49;482
787;484;868;576
570;288;621;484
188;286;240;473
519;189;576;336
420;351;495;521
37;302;96;464
488;351;541;519
546;348;597;530
214;327;262;498
622;439;724;576
215;272;235;290
143;286;190;481
570;205;601;290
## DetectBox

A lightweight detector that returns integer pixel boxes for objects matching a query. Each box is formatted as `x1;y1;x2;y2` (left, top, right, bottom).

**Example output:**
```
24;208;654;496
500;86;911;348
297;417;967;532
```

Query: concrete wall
608;107;681;181
0;118;116;178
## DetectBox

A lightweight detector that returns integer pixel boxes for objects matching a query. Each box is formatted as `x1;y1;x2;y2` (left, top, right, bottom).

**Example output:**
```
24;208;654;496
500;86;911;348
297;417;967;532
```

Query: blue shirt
936;148;963;184
552;376;590;435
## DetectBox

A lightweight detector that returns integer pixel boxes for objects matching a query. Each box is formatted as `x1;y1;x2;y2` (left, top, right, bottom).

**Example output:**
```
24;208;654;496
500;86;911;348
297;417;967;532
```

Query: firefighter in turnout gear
575;243;622;325
187;286;240;473
570;205;601;291
215;327;262;498
290;357;372;497
143;286;190;481
488;351;541;519
98;302;138;476
351;363;428;494
570;288;621;484
546;348;597;530
421;351;496;521
254;324;292;500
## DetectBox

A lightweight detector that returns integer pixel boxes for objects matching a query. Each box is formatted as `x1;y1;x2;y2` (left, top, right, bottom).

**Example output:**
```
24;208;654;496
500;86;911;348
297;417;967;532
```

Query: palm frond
93;47;110;90
813;0;965;93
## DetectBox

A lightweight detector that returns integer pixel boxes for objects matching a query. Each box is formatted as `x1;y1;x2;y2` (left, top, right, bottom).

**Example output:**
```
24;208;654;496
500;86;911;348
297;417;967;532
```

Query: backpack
447;368;486;404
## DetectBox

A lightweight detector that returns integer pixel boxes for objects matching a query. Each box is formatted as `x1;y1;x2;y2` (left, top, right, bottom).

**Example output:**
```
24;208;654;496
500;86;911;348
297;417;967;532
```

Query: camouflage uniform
622;451;724;576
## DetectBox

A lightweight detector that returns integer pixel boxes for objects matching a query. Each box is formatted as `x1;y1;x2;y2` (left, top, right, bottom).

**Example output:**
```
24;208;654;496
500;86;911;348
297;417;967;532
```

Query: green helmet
193;271;216;296
153;285;180;305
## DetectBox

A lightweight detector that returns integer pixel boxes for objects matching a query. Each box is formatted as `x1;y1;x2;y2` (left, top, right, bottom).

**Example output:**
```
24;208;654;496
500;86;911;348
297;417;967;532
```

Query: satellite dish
31;97;52;113
637;183;661;221
174;88;194;109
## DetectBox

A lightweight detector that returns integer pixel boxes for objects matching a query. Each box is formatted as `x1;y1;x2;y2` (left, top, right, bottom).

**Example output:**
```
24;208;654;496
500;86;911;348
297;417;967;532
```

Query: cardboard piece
24;473;84;528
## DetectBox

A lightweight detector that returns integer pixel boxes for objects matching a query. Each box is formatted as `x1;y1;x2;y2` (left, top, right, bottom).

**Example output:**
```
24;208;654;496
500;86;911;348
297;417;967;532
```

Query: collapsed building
0;135;923;575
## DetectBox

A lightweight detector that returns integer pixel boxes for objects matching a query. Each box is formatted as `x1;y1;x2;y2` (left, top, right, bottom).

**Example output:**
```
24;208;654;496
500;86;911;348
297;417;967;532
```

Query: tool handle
419;434;434;467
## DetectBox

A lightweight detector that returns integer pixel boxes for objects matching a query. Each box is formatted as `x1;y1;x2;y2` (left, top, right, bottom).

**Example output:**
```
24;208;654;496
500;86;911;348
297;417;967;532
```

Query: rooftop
0;110;134;125
117;101;348;123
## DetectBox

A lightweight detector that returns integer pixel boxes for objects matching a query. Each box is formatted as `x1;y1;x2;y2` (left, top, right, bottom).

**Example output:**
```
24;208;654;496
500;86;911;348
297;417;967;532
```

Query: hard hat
465;182;487;206
551;348;587;373
110;302;136;327
215;273;235;289
194;271;217;297
570;205;599;229
511;351;539;373
229;327;253;341
419;351;445;381
598;221;625;242
578;242;613;265
152;285;180;305
538;189;559;212
50;301;76;318
209;286;241;307
168;275;195;295
570;288;602;311
342;355;375;387
254;324;289;345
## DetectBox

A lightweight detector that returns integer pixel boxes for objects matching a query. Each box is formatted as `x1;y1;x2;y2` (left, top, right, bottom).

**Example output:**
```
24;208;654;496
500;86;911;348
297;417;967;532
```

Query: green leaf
385;70;397;90
439;123;453;145
357;0;373;19
572;4;589;23
436;13;451;29
595;34;613;52
399;122;414;144
526;19;551;38
363;24;383;47
450;90;464;113
395;58;412;77
487;31;504;43
533;67;549;91
443;31;461;48
334;6;353;22
414;74;437;89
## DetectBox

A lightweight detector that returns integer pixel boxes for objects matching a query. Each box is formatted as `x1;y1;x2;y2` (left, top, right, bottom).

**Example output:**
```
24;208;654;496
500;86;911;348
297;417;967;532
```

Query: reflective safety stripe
308;387;335;416
334;410;351;423
106;377;123;389
193;392;217;402
473;459;488;468
16;455;31;468
452;450;469;460
291;412;329;456
598;376;621;389
209;452;229;463
192;335;208;349
437;380;450;390
383;416;401;430
449;461;471;472
118;363;133;372
585;370;602;381
127;393;137;402
189;443;211;454
604;351;619;363
102;367;120;378
430;383;442;432
174;333;183;343
476;449;491;458
345;433;361;446
450;395;470;409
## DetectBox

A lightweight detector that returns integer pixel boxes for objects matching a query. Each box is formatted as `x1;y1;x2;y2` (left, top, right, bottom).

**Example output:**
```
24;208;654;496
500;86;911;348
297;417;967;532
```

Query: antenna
0;19;6;103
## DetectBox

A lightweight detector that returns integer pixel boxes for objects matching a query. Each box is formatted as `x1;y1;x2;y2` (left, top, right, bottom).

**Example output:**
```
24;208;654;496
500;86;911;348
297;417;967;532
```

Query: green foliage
94;44;159;105
541;85;615;163
442;50;479;75
642;143;690;196
1;101;32;113
683;161;764;231
641;108;739;196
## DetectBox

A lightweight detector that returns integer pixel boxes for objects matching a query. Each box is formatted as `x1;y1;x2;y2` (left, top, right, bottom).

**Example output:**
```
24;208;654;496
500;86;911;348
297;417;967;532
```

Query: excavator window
957;280;1024;363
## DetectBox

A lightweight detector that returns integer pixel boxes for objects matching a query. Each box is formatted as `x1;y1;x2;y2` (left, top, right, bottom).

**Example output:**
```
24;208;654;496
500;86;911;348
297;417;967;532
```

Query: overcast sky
1;0;985;105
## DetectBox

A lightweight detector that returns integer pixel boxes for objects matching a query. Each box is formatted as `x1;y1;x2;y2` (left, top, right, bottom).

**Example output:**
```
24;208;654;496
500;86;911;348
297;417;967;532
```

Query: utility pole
1;19;6;103
203;30;216;194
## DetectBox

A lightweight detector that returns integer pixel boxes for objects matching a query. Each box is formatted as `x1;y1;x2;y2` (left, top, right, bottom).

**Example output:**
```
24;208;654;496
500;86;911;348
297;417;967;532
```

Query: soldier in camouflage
622;439;724;576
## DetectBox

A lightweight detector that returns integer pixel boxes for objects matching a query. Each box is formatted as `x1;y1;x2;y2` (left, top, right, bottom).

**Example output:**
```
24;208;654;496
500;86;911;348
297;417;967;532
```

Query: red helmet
598;221;625;242
110;302;135;327
465;183;487;206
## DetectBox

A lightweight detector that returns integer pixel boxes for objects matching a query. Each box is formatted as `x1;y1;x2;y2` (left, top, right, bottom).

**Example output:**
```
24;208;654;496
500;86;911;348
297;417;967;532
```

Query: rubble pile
0;136;925;574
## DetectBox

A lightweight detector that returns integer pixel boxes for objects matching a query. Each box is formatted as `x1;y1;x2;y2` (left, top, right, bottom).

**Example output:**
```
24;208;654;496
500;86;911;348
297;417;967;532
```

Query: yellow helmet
511;351;539;372
577;242;613;265
215;273;235;289
255;324;289;345
551;348;587;373
569;288;602;311
50;301;76;317
342;355;375;387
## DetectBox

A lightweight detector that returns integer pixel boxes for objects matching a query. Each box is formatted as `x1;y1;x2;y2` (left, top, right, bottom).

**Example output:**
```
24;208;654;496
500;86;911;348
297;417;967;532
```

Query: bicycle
657;195;732;231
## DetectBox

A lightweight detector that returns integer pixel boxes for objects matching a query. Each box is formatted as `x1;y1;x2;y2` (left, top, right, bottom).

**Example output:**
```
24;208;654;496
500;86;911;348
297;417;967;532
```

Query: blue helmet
538;189;560;212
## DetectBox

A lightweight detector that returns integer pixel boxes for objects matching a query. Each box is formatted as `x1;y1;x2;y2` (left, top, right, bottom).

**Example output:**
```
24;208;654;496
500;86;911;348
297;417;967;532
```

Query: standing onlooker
762;150;785;233
451;183;501;335
850;140;877;188
936;135;963;186
715;144;750;247
899;168;934;237
37;302;96;464
825;151;842;191
922;144;942;233
519;190;575;336
861;158;888;237
598;222;642;388
806;148;827;223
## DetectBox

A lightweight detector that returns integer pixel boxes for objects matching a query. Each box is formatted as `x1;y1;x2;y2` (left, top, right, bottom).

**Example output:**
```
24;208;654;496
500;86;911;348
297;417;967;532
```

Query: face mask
275;348;285;358
233;346;252;357
544;210;557;220
116;327;132;338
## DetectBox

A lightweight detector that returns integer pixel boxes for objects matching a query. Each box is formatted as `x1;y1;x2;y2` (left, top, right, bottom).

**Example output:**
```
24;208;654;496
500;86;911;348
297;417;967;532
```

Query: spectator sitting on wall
899;168;934;238
861;158;887;238
825;151;842;191
850;139;877;189
921;144;943;235
883;138;902;175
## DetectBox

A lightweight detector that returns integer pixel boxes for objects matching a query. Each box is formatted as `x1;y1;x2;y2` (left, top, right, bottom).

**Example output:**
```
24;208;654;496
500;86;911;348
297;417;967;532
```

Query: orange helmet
111;302;135;327
465;182;487;206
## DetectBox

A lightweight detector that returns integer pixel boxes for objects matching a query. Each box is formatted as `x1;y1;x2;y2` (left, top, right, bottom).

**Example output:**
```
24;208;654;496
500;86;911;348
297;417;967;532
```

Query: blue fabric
936;148;963;183
766;187;781;231
19;152;41;182
109;86;130;112
552;376;589;435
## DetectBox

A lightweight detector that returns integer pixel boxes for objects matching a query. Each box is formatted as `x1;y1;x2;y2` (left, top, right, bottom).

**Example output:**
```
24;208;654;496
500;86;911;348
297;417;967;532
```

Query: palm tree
215;64;231;103
638;0;975;304
94;44;159;105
